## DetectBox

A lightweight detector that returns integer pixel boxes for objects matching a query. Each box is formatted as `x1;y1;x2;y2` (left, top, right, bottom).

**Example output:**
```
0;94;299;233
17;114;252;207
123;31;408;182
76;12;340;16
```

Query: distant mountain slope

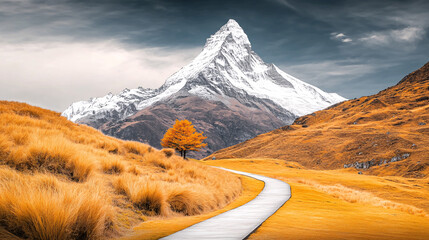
207;62;429;178
62;19;345;157
100;95;285;157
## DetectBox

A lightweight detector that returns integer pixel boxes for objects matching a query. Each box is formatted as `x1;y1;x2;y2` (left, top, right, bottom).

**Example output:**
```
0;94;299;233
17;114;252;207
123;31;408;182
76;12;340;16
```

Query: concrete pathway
161;167;291;240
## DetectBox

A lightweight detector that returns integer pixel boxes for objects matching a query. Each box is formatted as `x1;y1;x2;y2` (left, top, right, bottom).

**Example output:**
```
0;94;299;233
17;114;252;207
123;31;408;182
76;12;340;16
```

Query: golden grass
0;168;115;240
286;178;427;217
0;101;242;239
206;159;429;239
102;157;126;174
145;152;174;170
167;187;202;215
123;141;151;155
113;174;169;216
161;148;175;158
2;133;95;182
127;165;142;175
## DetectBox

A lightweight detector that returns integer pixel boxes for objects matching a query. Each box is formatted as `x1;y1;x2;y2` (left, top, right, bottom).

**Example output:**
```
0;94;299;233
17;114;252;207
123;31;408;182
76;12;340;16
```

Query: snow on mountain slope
63;87;156;122
62;19;346;125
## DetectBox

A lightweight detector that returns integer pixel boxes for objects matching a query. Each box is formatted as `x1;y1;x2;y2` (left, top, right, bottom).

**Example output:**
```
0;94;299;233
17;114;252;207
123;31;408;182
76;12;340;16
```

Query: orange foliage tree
161;119;207;159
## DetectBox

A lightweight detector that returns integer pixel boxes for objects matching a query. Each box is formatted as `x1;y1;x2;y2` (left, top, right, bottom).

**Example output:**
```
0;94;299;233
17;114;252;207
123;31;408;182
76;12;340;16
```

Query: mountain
62;19;345;157
206;61;429;178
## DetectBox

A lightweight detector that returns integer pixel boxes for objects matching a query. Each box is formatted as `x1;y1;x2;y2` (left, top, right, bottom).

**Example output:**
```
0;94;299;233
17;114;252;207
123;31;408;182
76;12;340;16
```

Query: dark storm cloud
0;0;428;110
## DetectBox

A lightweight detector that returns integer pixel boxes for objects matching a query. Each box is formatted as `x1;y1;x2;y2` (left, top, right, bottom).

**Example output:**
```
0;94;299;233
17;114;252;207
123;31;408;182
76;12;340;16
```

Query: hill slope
207;62;429;178
0;101;241;240
100;95;285;157
62;19;345;158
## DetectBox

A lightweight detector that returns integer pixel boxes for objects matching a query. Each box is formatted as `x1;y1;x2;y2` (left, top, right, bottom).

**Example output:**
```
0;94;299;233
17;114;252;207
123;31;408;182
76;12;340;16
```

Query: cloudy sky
1;0;428;111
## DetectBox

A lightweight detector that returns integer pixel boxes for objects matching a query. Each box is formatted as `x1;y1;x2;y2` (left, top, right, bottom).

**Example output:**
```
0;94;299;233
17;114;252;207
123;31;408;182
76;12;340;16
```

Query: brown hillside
0;101;241;240
207;62;429;178
100;94;285;158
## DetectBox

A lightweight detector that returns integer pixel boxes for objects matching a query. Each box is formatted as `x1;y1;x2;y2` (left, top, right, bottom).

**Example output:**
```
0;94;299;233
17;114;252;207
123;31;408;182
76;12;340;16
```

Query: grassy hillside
0;101;241;240
207;62;429;178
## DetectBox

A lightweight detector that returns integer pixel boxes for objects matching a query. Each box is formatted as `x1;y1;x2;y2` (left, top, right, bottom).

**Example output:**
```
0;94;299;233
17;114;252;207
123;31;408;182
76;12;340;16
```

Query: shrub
161;148;175;158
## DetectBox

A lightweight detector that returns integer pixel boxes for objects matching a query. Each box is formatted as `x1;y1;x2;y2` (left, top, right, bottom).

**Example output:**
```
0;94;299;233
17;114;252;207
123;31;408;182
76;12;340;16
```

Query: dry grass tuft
167;186;207;215
145;152;173;170
123;141;150;155
127;165;142;175
102;157;126;174
113;173;223;217
15;108;41;119
130;182;168;216
0;169;115;240
113;174;169;216
11;131;29;145
97;141;122;155
1;135;94;182
66;154;95;182
161;148;175;158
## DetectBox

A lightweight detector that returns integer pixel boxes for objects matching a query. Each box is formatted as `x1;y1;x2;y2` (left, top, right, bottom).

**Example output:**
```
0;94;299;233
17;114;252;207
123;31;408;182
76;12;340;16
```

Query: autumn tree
161;119;207;159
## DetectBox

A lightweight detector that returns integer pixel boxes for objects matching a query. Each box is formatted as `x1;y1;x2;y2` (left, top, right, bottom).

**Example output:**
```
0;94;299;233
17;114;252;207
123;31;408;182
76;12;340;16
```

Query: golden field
206;158;429;239
0;101;242;240
207;62;429;178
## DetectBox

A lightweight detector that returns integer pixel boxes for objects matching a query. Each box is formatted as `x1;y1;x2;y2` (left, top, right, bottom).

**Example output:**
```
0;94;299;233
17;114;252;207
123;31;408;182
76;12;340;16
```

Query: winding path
161;167;291;240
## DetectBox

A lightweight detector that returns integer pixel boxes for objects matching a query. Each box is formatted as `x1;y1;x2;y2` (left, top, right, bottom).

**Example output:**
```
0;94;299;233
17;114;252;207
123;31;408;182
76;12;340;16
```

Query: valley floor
120;158;429;239
205;159;429;240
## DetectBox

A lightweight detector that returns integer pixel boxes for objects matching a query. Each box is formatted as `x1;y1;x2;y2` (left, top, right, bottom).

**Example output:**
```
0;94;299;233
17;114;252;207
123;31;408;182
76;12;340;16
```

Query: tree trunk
183;150;187;159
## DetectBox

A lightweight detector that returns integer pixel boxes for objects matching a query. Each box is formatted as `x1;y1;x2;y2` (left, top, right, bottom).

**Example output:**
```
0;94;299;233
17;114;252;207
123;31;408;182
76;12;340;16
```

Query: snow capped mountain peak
226;19;240;27
204;19;251;49
62;19;346;125
155;19;253;100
